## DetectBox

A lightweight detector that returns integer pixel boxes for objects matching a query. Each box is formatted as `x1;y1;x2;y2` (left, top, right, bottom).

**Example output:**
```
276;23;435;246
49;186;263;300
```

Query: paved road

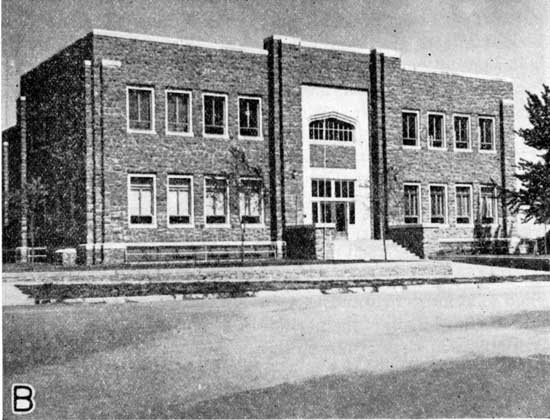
3;281;550;418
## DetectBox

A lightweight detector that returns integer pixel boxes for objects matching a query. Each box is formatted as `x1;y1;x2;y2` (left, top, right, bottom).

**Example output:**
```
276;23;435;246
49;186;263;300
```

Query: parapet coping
92;29;268;55
402;65;513;83
271;34;401;58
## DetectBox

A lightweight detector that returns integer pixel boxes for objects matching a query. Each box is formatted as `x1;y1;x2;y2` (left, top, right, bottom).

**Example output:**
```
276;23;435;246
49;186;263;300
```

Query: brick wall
20;37;92;248
89;35;271;250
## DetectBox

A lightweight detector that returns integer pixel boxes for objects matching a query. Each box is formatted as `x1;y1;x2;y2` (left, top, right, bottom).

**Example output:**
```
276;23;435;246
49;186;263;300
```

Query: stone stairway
333;238;420;261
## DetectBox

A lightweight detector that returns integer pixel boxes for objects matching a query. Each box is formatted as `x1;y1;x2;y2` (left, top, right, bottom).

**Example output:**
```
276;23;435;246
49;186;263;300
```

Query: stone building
3;30;516;264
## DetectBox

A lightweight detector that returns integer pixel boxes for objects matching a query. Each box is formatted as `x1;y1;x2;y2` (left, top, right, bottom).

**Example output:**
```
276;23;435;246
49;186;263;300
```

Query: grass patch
179;355;550;418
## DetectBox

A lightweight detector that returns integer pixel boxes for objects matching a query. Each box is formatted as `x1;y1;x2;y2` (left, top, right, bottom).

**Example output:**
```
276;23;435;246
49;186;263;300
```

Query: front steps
333;238;420;261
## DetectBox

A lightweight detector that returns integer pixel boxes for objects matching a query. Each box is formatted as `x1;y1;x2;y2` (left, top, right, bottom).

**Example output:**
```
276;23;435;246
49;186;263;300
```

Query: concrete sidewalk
2;261;548;306
2;260;548;285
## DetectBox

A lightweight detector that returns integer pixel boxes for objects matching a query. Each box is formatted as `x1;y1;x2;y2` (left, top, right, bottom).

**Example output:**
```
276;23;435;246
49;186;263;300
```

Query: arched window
309;116;355;142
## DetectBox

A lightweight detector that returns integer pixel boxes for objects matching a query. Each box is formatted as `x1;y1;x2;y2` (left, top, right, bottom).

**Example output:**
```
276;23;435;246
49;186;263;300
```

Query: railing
124;241;285;264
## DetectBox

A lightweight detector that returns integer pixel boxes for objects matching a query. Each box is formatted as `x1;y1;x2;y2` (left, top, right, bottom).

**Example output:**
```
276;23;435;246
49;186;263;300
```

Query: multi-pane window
239;97;261;138
479;117;495;151
127;87;154;132
404;184;420;224
309;117;354;142
428;113;444;148
166;91;191;135
203;94;227;136
402;111;418;146
167;176;192;225
429;185;446;224
454;115;470;150
480;186;497;224
205;177;228;224
311;179;355;225
239;179;262;224
456;185;472;224
128;175;155;226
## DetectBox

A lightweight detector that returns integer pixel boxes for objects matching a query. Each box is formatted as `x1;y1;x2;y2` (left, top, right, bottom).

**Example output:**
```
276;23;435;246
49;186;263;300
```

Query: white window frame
479;185;498;225
166;175;194;228
311;178;356;228
428;184;448;225
126;86;155;134
239;177;264;226
403;182;422;224
455;184;473;226
453;114;472;152
427;112;446;150
127;174;157;228
202;93;229;139
238;96;263;140
204;176;230;227
478;116;496;153
402;109;420;149
165;90;193;137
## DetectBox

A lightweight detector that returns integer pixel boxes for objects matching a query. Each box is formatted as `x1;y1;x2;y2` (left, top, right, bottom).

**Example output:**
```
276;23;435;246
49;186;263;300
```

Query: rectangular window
402;111;419;147
480;186;497;224
205;177;228;224
456;185;472;224
167;176;192;226
479;117;495;151
429;185;446;224
128;175;155;226
239;97;261;138
127;87;154;132
311;179;355;226
239;179;262;224
454;115;471;150
203;94;227;137
428;113;444;149
166;90;191;135
404;184;420;224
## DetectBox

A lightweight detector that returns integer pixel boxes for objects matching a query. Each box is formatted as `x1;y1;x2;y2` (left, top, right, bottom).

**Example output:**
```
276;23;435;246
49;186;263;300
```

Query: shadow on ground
177;355;550;418
444;310;550;330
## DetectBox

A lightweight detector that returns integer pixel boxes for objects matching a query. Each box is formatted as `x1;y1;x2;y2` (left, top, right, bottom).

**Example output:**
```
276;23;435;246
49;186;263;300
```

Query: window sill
204;223;231;229
127;129;156;135
241;223;266;229
129;223;157;229
479;149;497;154
455;223;475;228
309;140;355;147
427;146;446;151
239;135;264;141
454;148;472;153
166;131;194;137
402;144;421;150
167;224;195;229
203;133;229;140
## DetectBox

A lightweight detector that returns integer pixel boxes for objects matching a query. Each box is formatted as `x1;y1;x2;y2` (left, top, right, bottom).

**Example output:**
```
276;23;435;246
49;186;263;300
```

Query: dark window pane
169;215;190;224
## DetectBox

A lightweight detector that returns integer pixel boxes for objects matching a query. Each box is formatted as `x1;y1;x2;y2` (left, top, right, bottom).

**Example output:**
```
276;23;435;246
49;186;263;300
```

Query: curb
8;275;549;306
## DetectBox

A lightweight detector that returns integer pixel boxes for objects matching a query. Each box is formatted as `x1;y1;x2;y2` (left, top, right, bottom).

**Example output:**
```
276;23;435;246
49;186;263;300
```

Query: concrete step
333;239;420;261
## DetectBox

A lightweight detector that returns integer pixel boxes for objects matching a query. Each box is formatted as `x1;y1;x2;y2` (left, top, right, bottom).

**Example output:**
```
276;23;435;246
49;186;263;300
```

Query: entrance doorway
335;202;347;237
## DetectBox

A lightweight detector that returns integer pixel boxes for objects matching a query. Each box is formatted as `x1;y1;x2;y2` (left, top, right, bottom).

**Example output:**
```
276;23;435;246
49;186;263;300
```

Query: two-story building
4;30;516;264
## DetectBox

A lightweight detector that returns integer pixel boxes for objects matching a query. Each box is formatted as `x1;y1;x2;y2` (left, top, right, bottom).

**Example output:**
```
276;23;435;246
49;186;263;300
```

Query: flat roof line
402;65;512;83
92;29;268;55
270;35;401;58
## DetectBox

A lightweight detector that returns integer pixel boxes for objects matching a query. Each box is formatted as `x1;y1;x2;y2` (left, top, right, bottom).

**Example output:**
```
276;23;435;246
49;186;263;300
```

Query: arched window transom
309;117;355;142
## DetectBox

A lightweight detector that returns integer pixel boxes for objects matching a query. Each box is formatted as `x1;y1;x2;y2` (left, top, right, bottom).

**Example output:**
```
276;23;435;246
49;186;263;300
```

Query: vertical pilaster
18;96;28;261
84;60;95;260
500;98;516;238
3;140;8;226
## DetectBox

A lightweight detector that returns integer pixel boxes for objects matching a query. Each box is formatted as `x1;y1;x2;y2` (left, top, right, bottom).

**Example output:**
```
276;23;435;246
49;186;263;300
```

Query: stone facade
5;30;516;263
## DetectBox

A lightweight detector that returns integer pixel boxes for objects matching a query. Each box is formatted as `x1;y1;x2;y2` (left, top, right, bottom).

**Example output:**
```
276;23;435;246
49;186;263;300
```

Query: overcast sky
2;0;549;160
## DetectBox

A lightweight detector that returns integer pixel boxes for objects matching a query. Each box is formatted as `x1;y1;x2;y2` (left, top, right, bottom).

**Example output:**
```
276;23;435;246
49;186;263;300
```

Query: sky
1;0;549;162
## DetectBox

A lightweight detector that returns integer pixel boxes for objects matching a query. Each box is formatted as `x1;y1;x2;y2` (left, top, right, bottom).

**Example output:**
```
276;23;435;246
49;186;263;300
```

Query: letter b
12;384;35;414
